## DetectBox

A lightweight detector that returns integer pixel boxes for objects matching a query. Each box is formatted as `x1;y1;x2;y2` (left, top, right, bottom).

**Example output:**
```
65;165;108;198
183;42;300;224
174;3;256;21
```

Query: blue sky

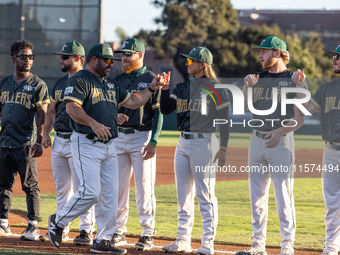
102;0;340;42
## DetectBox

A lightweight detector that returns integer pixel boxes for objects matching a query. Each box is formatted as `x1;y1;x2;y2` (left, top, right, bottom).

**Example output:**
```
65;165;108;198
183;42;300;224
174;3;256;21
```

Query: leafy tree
115;27;128;44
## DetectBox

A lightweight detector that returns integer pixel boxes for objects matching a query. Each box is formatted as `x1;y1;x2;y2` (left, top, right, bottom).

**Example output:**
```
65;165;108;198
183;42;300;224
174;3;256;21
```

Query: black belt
253;130;286;139
181;132;204;139
85;134;112;144
328;142;340;150
56;132;72;139
118;127;135;134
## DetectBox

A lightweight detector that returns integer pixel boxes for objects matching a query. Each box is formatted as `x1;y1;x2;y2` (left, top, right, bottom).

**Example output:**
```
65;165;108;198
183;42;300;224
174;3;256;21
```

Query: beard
95;61;110;77
61;62;75;73
122;58;141;74
262;58;276;70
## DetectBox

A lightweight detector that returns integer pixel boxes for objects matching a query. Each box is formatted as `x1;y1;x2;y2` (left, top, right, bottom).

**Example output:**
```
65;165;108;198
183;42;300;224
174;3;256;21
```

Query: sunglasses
60;55;76;60
333;54;340;61
121;52;139;57
187;58;203;66
102;58;115;64
15;54;35;60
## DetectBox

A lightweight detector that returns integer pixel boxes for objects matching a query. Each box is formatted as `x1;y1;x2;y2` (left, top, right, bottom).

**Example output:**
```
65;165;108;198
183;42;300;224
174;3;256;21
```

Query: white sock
29;220;38;226
1;219;9;227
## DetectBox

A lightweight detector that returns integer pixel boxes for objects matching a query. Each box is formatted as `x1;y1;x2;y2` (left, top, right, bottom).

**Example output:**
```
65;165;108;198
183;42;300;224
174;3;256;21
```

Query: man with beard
39;41;95;246
47;43;169;254
0;39;50;240
235;36;306;255
110;38;162;251
295;45;340;255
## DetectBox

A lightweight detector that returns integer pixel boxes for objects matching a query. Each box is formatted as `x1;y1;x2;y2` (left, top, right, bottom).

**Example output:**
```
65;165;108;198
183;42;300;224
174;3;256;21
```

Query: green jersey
63;70;130;138
0;74;50;148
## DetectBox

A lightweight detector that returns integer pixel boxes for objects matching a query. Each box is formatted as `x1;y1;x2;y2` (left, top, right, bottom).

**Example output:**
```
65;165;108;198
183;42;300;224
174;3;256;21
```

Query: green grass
158;130;324;149
0;250;79;255
11;178;325;251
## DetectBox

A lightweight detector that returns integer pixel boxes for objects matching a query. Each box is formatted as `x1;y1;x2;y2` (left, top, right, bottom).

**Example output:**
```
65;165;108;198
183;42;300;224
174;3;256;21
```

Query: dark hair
79;56;85;66
10;39;34;56
85;56;93;64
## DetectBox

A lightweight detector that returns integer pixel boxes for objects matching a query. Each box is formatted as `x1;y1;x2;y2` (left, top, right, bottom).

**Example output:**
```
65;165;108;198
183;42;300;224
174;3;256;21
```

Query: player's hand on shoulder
264;129;283;148
292;69;305;85
41;135;52;148
214;148;227;167
142;144;156;160
31;142;43;158
244;74;259;87
118;113;129;125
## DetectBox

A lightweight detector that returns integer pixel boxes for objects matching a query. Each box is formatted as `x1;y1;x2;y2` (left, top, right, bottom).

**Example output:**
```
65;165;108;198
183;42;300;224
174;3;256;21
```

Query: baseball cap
252;36;287;52
180;47;213;65
326;45;340;56
114;38;145;53
87;43;121;60
54;40;85;56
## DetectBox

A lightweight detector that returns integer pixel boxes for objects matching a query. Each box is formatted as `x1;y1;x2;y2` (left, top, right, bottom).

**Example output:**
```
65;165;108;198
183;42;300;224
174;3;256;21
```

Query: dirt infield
3;146;323;254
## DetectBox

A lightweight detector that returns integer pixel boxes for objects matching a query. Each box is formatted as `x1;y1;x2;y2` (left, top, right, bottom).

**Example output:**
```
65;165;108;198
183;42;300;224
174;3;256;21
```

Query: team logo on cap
23;85;35;92
64;86;73;95
107;83;115;89
137;82;150;89
260;39;266;45
190;48;197;54
122;41;129;48
61;44;67;51
108;47;113;55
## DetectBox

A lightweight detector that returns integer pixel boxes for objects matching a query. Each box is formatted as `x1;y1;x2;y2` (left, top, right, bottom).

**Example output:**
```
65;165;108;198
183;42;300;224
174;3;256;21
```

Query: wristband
148;86;156;93
35;142;42;147
219;148;226;153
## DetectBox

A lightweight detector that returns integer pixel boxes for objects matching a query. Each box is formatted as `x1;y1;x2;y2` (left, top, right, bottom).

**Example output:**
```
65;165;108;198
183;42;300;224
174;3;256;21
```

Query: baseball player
111;38;163;251
39;41;95;245
160;47;230;255
235;37;305;255
294;45;340;255
47;43;169;254
0;40;50;240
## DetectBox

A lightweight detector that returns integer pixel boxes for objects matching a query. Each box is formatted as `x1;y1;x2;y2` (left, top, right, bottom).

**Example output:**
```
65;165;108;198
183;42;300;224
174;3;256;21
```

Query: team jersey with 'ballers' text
63;69;130;138
311;79;340;143
170;78;230;132
114;68;160;131
250;70;296;131
0;74;50;148
50;75;73;133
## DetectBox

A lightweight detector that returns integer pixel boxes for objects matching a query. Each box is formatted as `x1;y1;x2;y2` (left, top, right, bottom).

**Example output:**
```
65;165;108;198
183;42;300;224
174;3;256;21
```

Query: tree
115;27;128;44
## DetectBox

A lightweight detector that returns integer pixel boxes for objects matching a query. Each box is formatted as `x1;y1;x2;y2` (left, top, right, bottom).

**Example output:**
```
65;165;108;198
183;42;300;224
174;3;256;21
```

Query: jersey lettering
325;96;340;113
253;88;286;103
1;91;32;109
91;88;117;105
176;98;209;113
54;90;63;102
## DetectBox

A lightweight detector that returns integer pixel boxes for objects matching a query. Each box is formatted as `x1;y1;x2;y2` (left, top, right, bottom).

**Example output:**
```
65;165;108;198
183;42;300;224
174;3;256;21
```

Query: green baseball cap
326;45;340;56
180;47;213;65
87;43;121;60
252;36;287;52
114;38;145;53
54;40;85;56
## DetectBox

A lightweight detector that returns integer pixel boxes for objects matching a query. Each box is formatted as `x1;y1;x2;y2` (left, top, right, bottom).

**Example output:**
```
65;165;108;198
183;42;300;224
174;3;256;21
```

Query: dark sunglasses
333;54;340;61
121;52;139;57
60;55;75;60
15;54;35;60
101;58;115;64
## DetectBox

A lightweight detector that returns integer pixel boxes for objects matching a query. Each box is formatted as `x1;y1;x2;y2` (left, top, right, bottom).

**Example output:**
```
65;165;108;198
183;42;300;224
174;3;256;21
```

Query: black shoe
47;214;64;248
111;233;127;246
73;230;93;245
20;223;39;241
91;239;127;254
135;236;154;251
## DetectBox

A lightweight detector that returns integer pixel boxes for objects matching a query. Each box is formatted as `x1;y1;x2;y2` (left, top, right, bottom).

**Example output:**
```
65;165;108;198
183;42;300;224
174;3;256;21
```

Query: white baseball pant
114;130;156;237
248;130;296;251
174;132;218;249
52;133;95;234
322;142;340;254
55;132;118;241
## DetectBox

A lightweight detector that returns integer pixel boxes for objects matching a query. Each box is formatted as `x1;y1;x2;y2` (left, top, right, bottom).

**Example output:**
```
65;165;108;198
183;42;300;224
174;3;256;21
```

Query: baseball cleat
111;233;127;246
39;233;69;242
197;245;214;255
162;240;192;253
91;239;127;254
48;214;64;248
73;230;93;245
20;223;40;241
235;242;267;255
0;224;11;237
135;236;154;250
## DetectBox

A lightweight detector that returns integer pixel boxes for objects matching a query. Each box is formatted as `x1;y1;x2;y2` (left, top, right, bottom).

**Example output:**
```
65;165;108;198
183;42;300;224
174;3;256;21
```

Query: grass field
11;178;325;251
